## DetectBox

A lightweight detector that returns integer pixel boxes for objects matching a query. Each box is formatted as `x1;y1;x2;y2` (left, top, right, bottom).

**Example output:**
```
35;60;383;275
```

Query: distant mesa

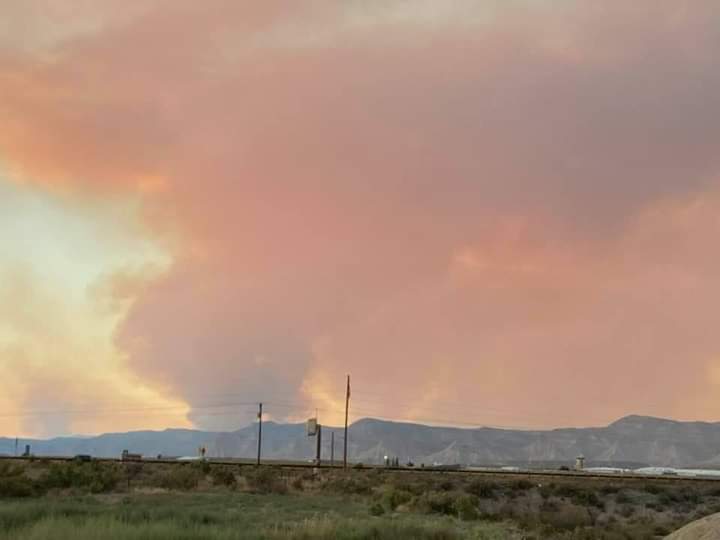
4;415;720;468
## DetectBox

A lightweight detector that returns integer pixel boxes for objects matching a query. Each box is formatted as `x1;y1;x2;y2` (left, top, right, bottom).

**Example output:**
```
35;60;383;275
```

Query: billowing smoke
1;0;720;432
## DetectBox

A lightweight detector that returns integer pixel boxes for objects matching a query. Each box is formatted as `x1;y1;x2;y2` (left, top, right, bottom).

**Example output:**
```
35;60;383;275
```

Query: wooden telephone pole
257;403;263;466
315;424;322;465
330;431;335;466
343;375;350;468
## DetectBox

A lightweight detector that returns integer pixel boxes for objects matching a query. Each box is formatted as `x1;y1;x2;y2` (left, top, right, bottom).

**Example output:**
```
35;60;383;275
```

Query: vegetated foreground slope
1;459;719;539
0;493;508;540
5;415;720;467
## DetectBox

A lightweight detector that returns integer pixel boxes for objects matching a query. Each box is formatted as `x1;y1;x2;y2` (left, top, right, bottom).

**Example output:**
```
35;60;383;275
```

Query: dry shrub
324;475;373;496
369;502;386;516
0;476;34;498
618;504;635;518
210;467;237;488
290;477;304;491
245;467;287;495
465;479;498;499
380;487;413;511
411;491;458;516
540;504;592;531
156;466;203;490
454;494;480;521
40;462;123;494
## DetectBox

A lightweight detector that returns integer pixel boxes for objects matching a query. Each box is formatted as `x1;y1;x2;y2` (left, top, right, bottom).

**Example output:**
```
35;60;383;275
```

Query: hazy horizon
1;413;714;441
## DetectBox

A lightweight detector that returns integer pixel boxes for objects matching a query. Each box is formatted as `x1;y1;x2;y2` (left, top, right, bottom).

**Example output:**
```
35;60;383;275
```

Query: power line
0;402;260;419
1;359;680;423
0;384;681;434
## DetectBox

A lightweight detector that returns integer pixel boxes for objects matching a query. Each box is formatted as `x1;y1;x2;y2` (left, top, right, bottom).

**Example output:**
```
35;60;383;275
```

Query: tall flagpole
343;375;350;469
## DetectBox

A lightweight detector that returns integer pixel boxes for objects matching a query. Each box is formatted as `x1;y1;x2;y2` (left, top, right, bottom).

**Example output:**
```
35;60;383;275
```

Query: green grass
0;492;520;539
1;461;712;538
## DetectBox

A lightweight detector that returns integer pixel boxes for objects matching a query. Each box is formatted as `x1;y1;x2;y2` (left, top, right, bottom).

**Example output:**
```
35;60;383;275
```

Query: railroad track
2;455;719;484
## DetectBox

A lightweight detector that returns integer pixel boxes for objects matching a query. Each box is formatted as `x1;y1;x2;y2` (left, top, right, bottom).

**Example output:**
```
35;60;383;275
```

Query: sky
1;0;720;437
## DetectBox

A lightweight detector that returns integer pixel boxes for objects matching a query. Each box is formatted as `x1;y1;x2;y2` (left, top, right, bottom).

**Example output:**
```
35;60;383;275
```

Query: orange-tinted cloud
0;179;185;436
2;0;720;433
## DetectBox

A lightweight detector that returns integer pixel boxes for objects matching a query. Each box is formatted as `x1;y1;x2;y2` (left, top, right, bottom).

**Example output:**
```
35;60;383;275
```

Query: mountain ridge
2;415;719;468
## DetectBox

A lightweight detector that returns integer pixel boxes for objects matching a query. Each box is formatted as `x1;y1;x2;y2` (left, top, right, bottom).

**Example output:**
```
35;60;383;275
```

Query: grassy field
0;492;517;539
1;459;719;538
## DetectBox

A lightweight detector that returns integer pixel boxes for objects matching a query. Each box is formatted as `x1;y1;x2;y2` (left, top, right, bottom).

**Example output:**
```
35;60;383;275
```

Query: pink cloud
2;0;720;430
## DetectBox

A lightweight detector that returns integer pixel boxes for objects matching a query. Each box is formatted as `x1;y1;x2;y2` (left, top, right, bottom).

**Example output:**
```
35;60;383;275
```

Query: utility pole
343;374;350;469
257;402;263;466
315;424;322;465
330;431;335;466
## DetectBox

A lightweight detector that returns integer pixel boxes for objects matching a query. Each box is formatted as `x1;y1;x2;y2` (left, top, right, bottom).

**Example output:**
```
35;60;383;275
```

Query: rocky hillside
212;415;720;467
4;415;720;467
